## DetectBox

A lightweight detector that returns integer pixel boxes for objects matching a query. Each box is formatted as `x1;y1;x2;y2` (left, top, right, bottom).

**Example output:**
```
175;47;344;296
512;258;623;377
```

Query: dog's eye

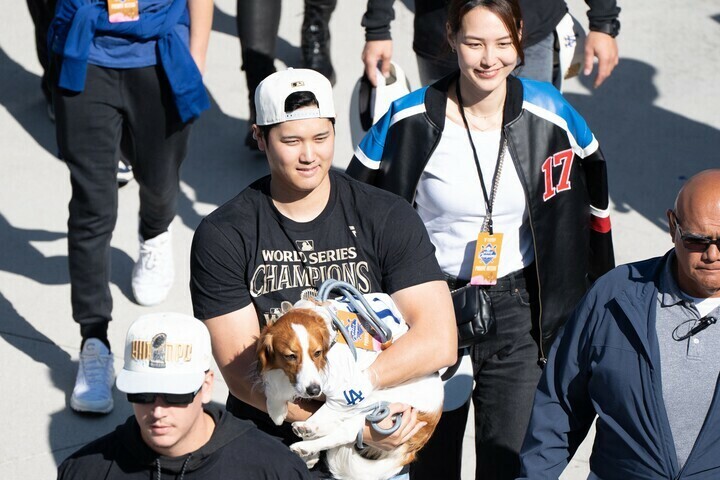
313;350;322;358
284;354;297;362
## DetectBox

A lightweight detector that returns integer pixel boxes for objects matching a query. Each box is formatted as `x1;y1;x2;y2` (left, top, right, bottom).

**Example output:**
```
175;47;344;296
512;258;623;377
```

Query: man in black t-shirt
190;68;457;456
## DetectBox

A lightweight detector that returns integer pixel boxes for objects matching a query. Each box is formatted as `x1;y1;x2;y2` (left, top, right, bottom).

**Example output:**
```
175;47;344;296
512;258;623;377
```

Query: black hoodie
57;405;312;480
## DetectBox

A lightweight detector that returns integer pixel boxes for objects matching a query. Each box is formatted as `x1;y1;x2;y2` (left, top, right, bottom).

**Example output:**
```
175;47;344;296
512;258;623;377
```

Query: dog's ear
256;332;274;372
280;301;294;314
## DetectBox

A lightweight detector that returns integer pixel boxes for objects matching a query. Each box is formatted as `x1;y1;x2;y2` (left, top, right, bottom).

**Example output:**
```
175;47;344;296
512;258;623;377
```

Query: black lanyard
455;80;506;235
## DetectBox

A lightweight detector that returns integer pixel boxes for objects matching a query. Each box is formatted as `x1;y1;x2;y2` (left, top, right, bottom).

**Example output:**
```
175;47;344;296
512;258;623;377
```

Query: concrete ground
1;0;718;478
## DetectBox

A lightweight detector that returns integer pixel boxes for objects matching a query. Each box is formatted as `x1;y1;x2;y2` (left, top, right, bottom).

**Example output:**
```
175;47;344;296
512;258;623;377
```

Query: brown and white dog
256;303;443;480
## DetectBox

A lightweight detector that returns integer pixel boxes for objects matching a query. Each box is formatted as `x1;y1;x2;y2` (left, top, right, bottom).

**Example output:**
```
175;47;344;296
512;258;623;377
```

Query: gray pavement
1;0;718;478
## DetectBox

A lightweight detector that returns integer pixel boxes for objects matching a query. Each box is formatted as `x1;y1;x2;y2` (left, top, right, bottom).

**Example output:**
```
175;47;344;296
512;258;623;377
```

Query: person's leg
123;65;191;306
302;0;337;84
54;64;123;344
513;32;554;84
471;284;543;480
409;400;470;480
54;63;121;413
236;0;281;148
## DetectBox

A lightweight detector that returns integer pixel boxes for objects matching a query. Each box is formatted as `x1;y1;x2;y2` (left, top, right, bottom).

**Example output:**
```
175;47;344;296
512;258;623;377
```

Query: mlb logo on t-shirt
295;240;314;252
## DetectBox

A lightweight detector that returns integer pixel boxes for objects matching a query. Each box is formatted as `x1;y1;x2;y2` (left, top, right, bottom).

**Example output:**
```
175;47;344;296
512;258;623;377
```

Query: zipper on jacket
526;199;546;366
503;127;546;365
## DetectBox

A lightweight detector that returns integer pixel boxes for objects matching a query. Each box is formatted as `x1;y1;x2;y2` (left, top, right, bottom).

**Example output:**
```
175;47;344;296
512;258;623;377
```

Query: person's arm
362;0;396;86
204;305;319;422
355;280;456;451
583;0;621;87
517;301;597;478
188;0;213;74
582;147;615;280
368;280;457;388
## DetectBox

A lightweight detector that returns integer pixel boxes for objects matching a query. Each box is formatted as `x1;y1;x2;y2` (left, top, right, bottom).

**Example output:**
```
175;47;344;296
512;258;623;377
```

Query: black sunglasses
127;388;200;405
671;211;720;253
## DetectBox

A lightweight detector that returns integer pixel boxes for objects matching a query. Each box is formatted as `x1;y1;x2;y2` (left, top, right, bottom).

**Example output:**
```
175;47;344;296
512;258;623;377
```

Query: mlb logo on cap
254;68;336;126
116;313;211;395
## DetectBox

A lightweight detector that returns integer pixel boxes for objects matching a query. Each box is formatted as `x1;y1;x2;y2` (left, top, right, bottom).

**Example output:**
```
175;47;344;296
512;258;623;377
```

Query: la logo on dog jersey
343;389;365;406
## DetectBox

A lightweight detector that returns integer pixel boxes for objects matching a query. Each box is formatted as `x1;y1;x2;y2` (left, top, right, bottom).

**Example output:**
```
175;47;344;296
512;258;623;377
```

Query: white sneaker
70;338;114;414
117;159;134;188
132;230;174;306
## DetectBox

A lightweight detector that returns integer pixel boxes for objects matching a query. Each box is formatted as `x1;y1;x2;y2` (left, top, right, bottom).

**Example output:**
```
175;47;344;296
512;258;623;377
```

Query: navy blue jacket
519;252;720;479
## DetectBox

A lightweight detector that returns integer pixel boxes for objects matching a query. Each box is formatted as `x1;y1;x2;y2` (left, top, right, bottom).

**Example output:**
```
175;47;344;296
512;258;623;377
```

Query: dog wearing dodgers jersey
256;300;443;480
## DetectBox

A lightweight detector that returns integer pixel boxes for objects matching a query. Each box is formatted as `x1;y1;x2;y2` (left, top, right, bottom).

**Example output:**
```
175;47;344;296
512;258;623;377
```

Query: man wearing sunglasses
58;313;311;479
519;169;720;480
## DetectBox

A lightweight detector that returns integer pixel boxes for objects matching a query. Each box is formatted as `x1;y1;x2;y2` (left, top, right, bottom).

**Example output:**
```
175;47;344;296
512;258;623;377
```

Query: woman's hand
362;403;427;451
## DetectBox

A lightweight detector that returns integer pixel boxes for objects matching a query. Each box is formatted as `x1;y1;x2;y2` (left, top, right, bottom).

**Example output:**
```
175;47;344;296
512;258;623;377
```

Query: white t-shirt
415;119;534;279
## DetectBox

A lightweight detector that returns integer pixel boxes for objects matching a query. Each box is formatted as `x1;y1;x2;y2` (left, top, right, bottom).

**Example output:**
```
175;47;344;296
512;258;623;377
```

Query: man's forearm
369;320;457;389
363;0;395;41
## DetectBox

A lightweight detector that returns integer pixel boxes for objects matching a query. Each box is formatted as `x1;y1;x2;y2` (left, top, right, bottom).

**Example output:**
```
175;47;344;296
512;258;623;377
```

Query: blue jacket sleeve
518;298;598;479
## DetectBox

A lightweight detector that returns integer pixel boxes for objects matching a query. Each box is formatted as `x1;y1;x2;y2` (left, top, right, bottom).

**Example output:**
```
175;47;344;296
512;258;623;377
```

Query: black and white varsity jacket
347;72;615;362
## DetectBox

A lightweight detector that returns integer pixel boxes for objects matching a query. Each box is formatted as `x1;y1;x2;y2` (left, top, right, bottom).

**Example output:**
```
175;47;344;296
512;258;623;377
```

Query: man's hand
362;40;393;87
583;31;619;88
362;403;427;451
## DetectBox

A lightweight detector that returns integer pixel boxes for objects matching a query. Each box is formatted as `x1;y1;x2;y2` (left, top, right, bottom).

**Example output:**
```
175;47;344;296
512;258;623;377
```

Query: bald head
674;169;720;219
668;169;720;298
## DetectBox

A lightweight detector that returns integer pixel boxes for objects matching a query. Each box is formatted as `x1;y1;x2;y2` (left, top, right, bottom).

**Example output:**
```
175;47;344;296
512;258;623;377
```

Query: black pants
26;0;57;102
411;268;543;480
235;0;337;110
53;63;191;338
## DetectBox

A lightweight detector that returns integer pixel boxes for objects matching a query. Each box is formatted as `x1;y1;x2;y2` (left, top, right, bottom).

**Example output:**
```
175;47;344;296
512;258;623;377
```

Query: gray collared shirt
656;251;720;469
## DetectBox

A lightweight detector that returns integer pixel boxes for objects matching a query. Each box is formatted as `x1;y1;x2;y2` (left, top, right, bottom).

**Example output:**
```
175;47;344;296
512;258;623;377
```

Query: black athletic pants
53;63;191;340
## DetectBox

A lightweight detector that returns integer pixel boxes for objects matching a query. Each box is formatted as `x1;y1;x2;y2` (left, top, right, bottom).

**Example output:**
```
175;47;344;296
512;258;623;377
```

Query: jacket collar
425;71;525;131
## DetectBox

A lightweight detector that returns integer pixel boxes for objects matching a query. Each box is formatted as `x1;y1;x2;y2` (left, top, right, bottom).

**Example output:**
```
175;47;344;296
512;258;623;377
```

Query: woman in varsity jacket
347;1;614;479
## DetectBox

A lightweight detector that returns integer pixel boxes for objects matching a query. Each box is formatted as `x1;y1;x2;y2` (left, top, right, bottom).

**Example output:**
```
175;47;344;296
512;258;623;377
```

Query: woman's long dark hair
446;0;525;66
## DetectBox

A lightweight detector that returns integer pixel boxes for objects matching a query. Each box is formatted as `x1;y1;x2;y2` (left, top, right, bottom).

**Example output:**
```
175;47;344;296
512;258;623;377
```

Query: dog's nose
306;384;321;397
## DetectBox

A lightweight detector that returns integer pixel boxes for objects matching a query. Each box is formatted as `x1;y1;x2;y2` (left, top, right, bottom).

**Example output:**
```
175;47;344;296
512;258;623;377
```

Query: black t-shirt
191;170;443;324
190;171;444;442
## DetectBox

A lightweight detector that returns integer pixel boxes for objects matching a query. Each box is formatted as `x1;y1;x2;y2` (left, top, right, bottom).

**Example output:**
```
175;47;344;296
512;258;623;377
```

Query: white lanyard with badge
455;80;505;285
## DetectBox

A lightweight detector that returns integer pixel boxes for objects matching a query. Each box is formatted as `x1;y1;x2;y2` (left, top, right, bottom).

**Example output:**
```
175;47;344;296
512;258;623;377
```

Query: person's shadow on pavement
565;58;720;229
0;212;135;300
0;47;57;157
0;292;133;467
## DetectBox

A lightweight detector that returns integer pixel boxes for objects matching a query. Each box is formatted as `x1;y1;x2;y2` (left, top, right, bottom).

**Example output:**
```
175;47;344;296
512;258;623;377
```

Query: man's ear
667;209;677;240
252;124;267;152
200;370;215;404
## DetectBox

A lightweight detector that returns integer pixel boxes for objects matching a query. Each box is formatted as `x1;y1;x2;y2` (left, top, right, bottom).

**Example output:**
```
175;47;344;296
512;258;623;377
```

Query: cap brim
116;369;205;394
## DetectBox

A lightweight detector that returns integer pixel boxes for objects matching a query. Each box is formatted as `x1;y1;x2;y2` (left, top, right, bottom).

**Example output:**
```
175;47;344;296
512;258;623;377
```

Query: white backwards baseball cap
254;68;336;126
116;313;211;394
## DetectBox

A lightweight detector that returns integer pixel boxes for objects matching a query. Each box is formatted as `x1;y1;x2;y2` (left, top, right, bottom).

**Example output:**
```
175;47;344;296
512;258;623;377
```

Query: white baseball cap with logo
254;68;336;126
116;313;211;395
